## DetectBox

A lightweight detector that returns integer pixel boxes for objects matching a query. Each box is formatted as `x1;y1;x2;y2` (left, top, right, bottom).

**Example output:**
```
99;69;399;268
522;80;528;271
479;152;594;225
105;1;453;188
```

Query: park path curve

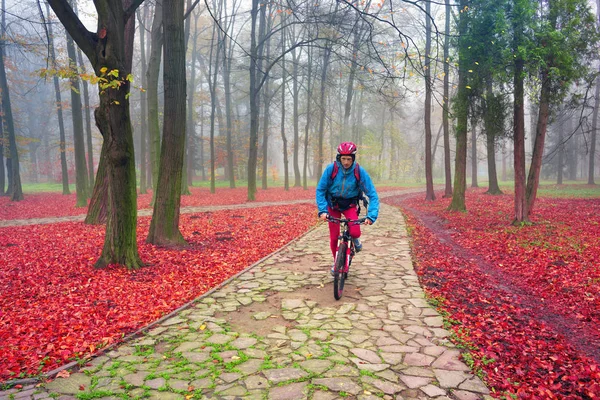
1;198;491;400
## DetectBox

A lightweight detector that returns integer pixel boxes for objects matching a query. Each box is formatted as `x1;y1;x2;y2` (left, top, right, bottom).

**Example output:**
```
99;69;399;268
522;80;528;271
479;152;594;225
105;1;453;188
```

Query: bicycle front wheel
333;242;347;300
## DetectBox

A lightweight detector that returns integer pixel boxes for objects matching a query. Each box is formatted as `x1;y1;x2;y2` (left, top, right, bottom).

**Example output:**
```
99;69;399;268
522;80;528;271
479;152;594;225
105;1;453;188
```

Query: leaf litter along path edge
0;204;317;382
386;192;600;397
0;188;422;384
403;205;600;362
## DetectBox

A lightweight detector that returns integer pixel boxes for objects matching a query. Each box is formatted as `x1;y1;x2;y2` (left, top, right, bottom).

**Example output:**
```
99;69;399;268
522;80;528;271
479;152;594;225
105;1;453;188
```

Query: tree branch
46;0;96;63
124;0;147;22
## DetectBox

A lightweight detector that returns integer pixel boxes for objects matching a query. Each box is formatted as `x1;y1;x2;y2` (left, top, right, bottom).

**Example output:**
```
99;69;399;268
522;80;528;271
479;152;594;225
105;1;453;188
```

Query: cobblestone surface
1;196;491;400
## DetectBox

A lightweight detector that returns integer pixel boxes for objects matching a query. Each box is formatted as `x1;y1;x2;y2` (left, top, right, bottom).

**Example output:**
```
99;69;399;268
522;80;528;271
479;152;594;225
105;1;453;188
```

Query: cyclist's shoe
330;264;336;276
353;238;363;253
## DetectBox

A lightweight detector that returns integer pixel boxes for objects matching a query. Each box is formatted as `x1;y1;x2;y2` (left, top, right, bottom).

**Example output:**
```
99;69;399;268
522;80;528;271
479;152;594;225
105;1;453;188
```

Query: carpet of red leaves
386;189;600;399
0;204;317;381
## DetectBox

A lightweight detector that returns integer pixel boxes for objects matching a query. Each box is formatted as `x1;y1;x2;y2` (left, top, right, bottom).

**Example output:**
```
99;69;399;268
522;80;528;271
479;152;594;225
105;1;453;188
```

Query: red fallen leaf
14;385;22;389
79;385;85;391
187;386;195;392
55;370;70;378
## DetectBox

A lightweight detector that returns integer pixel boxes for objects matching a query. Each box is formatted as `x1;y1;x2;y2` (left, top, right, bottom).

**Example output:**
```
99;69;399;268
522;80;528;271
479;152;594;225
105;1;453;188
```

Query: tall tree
0;115;4;195
483;80;503;194
470;117;478;188
261;4;273;191
65;14;89;207
0;20;23;201
590;0;600;185
449;0;469;212
138;6;149;194
185;11;200;188
147;1;163;198
590;71;599;185
442;0;452;198
291;23;302;187
221;0;238;188
424;0;435;201
280;11;289;190
77;48;95;189
46;4;70;195
147;0;186;245
303;42;313;190
206;0;222;194
525;0;597;215
247;0;264;200
48;0;145;269
511;0;530;224
315;45;331;179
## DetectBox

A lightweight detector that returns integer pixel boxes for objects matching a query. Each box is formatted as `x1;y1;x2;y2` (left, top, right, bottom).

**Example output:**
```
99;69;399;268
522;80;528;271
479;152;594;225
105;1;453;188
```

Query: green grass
475;180;600;199
20;182;75;193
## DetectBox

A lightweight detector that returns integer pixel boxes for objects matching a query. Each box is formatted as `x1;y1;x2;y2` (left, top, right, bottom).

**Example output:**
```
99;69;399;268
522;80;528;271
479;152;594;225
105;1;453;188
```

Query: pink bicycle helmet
337;142;357;155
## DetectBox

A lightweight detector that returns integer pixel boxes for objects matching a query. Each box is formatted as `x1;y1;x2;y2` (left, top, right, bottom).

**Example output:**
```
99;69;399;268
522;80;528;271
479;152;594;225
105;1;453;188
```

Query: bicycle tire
333;242;347;300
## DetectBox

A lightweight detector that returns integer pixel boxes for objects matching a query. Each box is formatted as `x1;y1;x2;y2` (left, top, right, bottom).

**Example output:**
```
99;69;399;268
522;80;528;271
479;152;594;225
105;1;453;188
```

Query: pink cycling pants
327;205;361;257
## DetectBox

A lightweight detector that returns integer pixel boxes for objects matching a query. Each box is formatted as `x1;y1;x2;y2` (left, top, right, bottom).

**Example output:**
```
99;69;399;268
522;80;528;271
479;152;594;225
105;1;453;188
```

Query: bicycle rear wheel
333;242;347;300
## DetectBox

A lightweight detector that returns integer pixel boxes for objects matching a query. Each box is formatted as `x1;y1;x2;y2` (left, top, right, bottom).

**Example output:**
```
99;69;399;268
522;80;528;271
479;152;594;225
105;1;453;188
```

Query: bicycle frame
329;217;366;273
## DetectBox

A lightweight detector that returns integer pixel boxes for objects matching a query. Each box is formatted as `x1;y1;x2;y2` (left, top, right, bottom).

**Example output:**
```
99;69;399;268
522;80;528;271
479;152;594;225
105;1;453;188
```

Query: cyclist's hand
320;213;329;221
364;218;373;225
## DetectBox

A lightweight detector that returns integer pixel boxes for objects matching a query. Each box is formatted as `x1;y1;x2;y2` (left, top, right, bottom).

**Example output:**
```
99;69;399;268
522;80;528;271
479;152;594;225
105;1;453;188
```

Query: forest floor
1;185;600;398
386;187;600;398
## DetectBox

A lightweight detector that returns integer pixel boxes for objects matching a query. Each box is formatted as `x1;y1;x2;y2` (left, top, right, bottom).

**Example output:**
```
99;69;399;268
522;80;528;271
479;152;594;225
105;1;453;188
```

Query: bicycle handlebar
326;216;368;224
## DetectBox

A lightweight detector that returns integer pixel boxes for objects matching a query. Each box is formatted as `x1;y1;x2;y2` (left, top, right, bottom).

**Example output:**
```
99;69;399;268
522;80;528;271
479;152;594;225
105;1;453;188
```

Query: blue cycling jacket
316;161;380;223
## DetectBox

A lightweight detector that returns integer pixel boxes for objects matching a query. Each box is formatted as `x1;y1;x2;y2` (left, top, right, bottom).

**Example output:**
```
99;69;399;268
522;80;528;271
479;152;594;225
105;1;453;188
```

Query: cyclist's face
340;155;354;169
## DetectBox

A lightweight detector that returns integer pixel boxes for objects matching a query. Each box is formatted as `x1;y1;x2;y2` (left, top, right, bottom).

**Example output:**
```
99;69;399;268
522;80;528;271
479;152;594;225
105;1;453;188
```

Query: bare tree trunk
525;73;551;215
85;141;108;225
247;0;265;200
442;0;452;197
78;50;95;190
199;72;206;181
470;117;478;188
261;11;273;191
448;0;468;211
424;0;435;201
590;72;599;185
147;1;163;197
343;10;362;141
568;129;578;180
280;12;289;190
513;38;528;223
207;0;222;194
557;117;565;184
147;0;186;245
0;37;22;201
355;90;364;146
302;44;313;190
0;119;4;195
46;3;70;195
137;6;149;193
185;12;199;188
222;0;236;189
315;46;331;179
502;142;507;182
66;24;89;206
291;27;301;187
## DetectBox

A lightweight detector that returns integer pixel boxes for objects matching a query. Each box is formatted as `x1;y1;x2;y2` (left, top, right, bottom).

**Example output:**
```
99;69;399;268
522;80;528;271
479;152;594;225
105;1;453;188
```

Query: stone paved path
1;201;491;400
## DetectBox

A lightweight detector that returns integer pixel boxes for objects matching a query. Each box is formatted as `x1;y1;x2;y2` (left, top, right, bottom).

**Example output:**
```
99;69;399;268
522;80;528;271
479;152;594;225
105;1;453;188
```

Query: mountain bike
327;216;367;300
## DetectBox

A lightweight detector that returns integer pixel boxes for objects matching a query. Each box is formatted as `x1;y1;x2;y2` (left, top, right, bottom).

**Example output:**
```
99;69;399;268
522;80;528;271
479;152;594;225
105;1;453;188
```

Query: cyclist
316;141;380;275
